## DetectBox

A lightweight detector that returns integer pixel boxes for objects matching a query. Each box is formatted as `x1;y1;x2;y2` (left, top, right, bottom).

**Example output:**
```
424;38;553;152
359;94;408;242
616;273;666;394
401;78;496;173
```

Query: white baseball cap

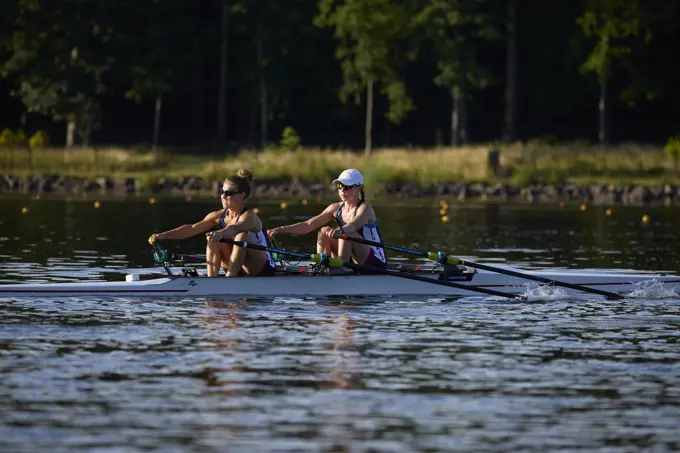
332;168;364;186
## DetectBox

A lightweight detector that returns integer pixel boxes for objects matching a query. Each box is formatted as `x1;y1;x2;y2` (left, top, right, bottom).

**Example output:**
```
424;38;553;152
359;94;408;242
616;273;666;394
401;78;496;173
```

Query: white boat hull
1;267;679;298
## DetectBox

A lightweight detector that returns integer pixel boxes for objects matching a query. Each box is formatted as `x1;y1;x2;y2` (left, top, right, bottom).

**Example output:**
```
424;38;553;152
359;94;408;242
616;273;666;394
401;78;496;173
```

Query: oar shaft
454;260;622;299
219;238;344;266
342;235;623;300
340;235;442;260
170;253;205;263
220;238;519;299
343;262;520;299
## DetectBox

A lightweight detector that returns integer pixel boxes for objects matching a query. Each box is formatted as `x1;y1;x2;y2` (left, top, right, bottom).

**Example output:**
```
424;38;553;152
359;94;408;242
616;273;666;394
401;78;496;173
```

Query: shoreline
1;175;678;205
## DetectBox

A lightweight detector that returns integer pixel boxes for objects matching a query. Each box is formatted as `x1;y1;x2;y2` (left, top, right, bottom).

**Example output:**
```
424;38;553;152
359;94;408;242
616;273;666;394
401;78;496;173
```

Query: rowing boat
1;263;677;298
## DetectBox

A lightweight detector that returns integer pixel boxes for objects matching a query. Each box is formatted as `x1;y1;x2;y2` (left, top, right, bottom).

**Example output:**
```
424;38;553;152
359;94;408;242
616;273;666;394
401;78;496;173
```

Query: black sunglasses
218;187;244;197
337;183;359;192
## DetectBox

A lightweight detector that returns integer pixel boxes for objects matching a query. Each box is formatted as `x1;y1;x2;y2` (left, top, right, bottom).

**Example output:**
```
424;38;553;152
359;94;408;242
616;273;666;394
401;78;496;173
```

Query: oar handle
426;252;461;265
149;240;173;276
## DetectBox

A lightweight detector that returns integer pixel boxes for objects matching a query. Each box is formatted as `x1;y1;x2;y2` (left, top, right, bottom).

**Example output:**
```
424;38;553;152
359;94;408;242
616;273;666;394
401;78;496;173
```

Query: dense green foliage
1;0;678;150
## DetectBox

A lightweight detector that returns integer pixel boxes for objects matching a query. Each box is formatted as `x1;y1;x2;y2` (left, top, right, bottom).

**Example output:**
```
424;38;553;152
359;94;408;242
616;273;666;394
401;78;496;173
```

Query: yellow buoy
149;197;156;205
642;214;649;223
301;199;308;205
441;215;450;223
280;202;287;209
579;204;587;211
605;209;612;216
253;207;260;214
94;201;101;208
21;207;29;214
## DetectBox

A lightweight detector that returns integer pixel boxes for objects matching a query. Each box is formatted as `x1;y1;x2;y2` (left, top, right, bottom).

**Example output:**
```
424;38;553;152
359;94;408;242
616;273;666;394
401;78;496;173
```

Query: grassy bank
1;142;678;187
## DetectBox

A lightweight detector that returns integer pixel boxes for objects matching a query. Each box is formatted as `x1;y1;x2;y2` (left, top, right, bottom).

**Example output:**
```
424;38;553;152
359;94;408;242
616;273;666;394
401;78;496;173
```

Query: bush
664;136;680;156
0;129;14;148
665;136;680;173
13;129;27;146
28;130;50;149
279;126;301;151
0;128;30;147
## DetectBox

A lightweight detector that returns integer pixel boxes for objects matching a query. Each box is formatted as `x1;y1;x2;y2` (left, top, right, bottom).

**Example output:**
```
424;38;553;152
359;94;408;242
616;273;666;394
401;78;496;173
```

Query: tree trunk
80;101;92;148
459;88;467;145
451;89;460;147
365;77;374;155
598;33;609;146
82;120;91;147
192;4;204;139
217;0;229;143
249;92;256;147
598;68;608;145
256;27;267;150
503;0;517;142
152;94;162;152
66;119;76;148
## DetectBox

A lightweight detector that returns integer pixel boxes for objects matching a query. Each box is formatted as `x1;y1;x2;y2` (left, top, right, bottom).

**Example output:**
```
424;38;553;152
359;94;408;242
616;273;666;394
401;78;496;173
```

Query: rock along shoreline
1;175;679;205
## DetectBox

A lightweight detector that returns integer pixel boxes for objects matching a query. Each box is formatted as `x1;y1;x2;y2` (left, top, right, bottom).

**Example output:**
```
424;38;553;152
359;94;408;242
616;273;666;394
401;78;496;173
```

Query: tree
316;0;416;154
503;0;517;142
1;0;114;147
577;0;652;144
415;0;498;146
123;0;191;152
217;0;230;144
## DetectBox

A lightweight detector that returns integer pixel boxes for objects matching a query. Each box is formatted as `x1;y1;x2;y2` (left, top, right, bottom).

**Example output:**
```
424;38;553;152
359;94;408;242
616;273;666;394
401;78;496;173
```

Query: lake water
1;195;679;452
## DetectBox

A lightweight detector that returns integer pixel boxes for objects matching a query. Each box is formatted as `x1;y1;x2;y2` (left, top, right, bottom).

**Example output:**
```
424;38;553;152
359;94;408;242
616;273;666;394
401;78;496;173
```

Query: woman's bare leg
317;226;335;255
337;232;371;264
206;241;232;277
225;232;269;277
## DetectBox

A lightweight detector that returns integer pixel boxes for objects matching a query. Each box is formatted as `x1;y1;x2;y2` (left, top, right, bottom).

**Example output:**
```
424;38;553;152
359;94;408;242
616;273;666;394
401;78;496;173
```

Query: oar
219;238;522;300
150;240;173;276
169;253;206;263
341;235;624;300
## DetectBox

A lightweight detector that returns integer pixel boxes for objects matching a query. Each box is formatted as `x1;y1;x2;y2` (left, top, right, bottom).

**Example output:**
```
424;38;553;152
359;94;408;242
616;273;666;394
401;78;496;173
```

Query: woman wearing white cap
267;168;387;268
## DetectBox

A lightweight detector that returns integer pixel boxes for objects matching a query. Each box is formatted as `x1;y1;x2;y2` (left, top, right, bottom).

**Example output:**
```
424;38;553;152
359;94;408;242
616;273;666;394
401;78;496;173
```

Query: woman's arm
268;203;338;238
208;211;262;242
148;210;221;243
329;204;372;237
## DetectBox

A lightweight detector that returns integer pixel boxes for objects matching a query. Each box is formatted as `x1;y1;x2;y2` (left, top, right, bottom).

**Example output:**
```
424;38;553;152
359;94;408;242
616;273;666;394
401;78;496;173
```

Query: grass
500;142;680;185
1;142;678;187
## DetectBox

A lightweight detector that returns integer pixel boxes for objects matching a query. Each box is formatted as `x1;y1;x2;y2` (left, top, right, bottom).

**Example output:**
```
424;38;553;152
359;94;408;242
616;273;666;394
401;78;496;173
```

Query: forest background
1;0;680;187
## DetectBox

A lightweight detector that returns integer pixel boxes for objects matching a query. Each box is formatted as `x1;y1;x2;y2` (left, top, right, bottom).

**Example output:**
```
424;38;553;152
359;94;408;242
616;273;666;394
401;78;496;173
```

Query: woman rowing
268;168;387;268
148;169;276;277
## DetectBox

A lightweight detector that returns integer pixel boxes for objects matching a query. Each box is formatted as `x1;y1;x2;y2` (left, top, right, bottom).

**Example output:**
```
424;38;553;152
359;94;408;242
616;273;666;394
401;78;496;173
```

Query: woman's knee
234;231;249;242
206;240;221;252
317;226;332;241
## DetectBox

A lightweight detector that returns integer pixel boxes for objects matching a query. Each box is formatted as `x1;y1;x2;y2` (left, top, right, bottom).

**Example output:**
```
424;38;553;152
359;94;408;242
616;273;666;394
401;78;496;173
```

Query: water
1;195;680;452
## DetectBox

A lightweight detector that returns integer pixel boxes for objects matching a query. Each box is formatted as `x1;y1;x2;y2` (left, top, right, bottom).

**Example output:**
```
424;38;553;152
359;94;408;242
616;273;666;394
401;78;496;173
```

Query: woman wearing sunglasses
267;168;387;269
148;169;276;277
